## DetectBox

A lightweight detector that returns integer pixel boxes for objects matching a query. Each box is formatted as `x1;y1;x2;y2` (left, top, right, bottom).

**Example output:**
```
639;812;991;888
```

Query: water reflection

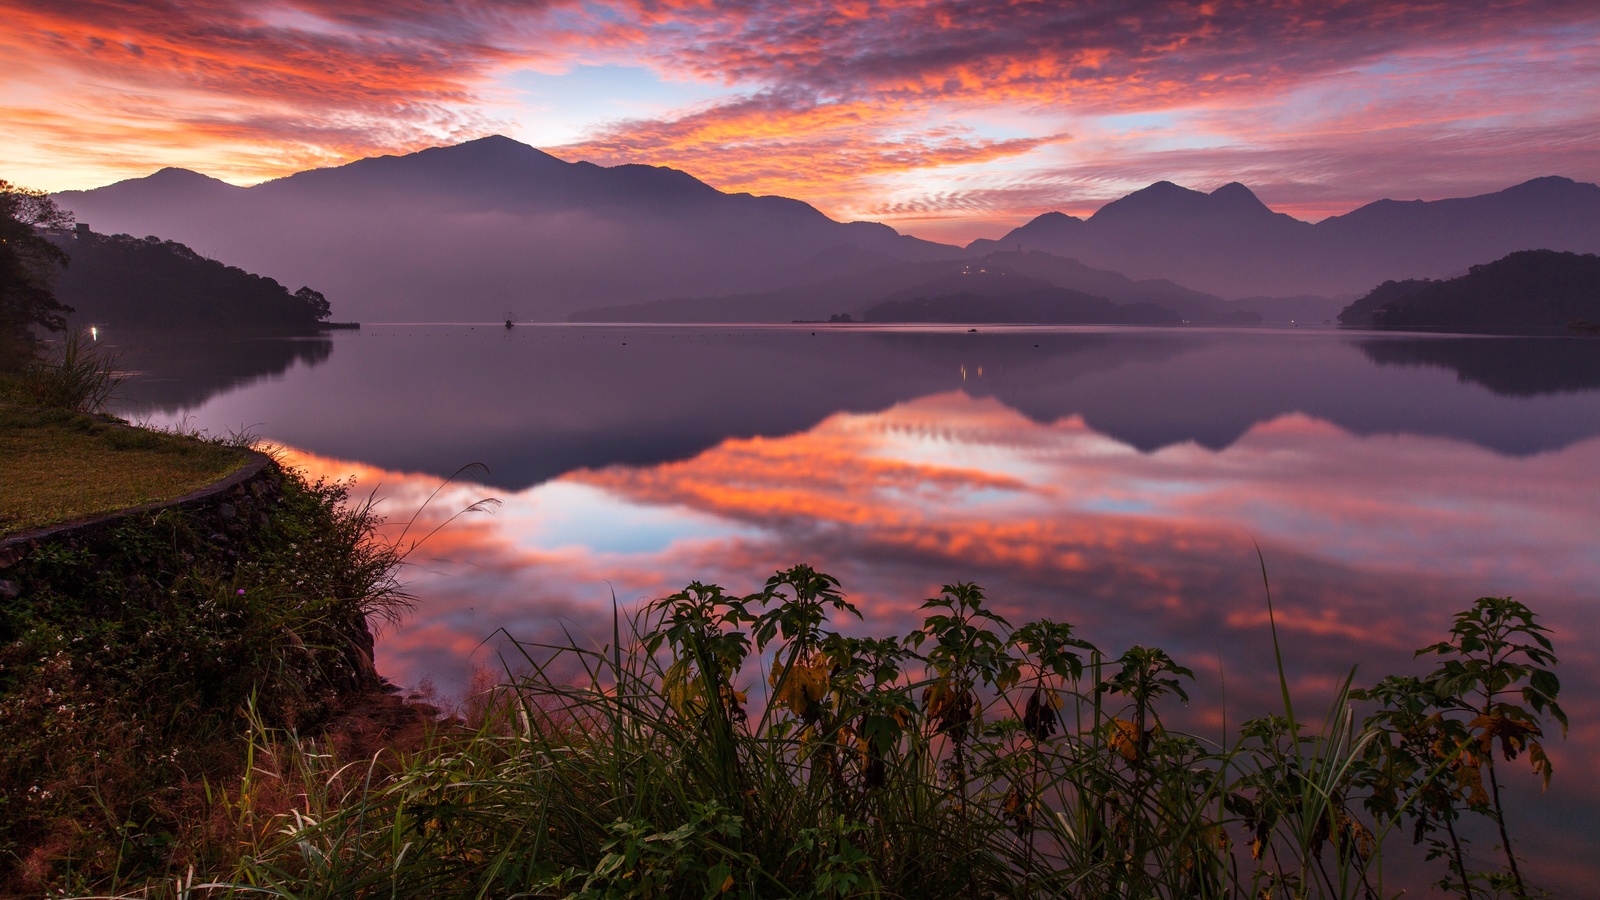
278;391;1600;891
115;327;1600;491
1359;335;1600;396
106;329;332;415
111;326;1600;892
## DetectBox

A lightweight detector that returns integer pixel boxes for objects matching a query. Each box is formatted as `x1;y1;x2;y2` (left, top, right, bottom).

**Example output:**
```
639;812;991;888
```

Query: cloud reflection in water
277;391;1600;877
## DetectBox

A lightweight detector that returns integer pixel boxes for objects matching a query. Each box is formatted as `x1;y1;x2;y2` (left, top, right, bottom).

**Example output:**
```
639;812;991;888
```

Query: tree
293;286;332;321
1;179;75;351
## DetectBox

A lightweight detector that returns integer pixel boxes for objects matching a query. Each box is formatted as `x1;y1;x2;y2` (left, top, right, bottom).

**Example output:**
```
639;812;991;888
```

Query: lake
106;323;1600;892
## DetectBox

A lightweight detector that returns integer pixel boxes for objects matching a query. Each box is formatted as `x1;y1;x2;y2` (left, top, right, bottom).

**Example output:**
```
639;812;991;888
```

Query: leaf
1529;740;1554;791
1108;718;1141;761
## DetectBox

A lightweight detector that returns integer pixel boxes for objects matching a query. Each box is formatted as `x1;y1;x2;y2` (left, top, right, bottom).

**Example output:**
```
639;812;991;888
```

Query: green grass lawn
0;405;248;537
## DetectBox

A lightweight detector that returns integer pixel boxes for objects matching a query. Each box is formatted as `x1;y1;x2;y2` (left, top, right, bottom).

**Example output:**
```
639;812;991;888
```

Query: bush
0;464;407;893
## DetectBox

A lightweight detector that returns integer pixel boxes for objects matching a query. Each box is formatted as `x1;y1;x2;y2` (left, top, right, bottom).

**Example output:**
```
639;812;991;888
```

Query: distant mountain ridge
971;177;1600;298
861;266;1181;325
573;250;1250;324
54;137;1600;319
55;136;963;323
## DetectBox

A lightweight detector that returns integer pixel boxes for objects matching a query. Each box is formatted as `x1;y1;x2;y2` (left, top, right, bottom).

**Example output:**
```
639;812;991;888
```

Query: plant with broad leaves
646;581;758;727
1356;673;1483;897
1419;596;1565;899
1357;596;1566;900
555;801;755;900
908;582;1020;894
1097;645;1193;763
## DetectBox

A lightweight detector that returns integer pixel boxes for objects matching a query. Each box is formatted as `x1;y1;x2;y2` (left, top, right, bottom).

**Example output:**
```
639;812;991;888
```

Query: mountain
54;136;963;322
970;177;1600;299
46;229;333;329
1336;249;1600;335
571;250;1241;323
861;266;1181;325
969;182;1314;298
58;141;1599;317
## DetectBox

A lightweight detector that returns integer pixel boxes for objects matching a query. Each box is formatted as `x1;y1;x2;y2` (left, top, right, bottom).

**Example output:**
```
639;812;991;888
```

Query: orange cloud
554;90;1064;210
9;0;1600;241
0;0;561;185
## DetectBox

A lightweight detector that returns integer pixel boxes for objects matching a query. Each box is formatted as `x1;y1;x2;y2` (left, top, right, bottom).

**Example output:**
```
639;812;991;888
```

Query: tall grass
9;326;122;412
194;568;1564;898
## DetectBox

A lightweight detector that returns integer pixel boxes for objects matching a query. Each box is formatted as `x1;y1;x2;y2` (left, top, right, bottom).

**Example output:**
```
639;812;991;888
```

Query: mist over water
110;324;1600;892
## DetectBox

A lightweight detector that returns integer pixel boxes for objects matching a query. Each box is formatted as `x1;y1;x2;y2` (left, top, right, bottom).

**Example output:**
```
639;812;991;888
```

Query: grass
6;327;121;413
148;569;1562;900
0;405;248;537
1;326;246;537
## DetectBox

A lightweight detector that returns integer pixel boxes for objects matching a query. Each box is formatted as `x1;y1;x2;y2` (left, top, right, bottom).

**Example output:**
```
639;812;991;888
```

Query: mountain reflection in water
278;390;1599;892
114;325;1600;891
113;326;1600;490
1359;335;1600;396
109;329;332;414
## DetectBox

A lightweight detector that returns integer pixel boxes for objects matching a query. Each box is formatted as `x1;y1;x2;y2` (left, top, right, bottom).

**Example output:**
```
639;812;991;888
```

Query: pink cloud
10;1;1599;249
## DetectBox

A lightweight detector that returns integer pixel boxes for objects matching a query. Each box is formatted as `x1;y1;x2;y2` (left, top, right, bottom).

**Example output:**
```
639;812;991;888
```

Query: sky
4;0;1599;244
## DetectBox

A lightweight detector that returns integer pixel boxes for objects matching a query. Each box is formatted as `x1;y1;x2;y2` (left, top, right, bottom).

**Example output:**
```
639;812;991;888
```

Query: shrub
0;464;407;893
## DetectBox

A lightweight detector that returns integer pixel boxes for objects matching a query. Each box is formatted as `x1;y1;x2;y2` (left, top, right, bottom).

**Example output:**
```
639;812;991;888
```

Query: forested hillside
47;230;333;329
1338;250;1600;334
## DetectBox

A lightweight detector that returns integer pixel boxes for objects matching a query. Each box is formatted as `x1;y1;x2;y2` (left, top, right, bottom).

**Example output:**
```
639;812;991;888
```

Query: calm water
107;324;1600;891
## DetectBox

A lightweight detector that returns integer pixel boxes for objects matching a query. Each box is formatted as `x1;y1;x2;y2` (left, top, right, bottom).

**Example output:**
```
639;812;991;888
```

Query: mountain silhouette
970;177;1600;299
47;229;333;329
55;136;963;322
861;266;1180;325
573;250;1244;324
56;140;1600;318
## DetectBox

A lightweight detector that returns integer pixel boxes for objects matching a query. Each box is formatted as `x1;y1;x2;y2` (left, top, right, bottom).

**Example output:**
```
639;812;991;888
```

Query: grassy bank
0;329;423;893
0;405;247;537
0;455;412;893
1;328;246;538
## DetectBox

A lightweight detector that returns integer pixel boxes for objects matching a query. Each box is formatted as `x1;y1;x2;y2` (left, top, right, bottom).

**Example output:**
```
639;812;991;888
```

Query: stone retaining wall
0;449;274;568
0;450;379;690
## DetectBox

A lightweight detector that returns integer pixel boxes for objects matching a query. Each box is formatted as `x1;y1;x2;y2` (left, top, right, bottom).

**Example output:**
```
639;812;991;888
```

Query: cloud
555;89;1064;201
0;0;568;185
7;0;1600;242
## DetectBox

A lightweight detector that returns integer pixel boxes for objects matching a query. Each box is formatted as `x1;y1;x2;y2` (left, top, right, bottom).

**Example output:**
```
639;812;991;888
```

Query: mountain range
573;250;1257;324
971;177;1600;298
574;250;1351;325
53;136;1600;321
54;136;960;323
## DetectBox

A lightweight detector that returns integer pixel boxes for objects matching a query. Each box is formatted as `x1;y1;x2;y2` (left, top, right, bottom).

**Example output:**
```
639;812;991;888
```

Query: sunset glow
6;1;1599;242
